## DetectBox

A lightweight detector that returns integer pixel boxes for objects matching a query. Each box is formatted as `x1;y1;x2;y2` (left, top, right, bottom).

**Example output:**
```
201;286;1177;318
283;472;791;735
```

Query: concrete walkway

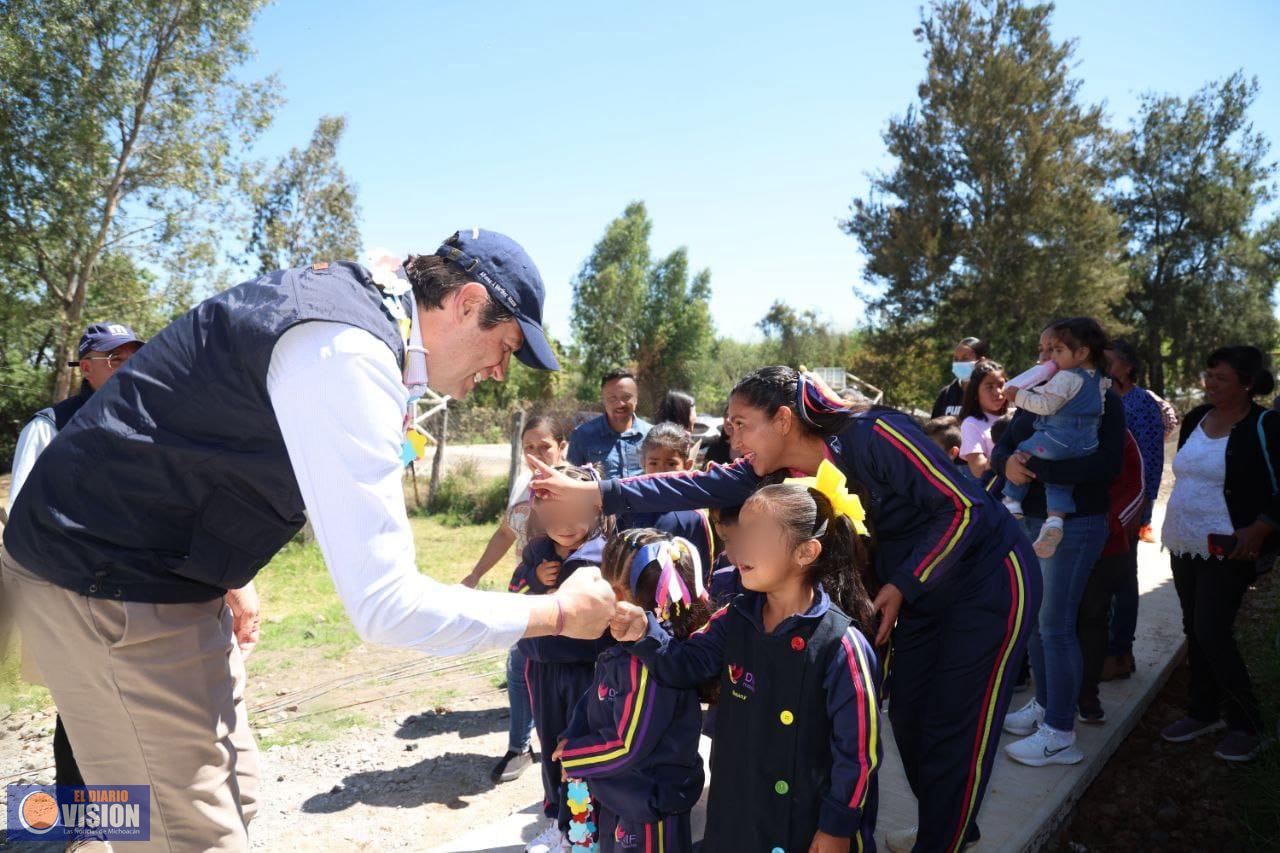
436;528;1185;853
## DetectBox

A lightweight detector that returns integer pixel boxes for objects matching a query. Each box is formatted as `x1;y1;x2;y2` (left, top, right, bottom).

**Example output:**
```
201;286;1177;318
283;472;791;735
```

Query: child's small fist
610;601;647;642
535;559;561;588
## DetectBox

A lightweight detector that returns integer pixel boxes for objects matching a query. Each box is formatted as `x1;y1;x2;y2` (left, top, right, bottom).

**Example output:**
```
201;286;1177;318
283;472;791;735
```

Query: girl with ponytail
610;468;881;853
532;364;1041;851
554;529;709;852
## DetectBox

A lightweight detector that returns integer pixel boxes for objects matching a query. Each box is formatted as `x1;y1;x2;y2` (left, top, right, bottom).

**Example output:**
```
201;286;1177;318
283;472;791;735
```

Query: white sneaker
526;819;566;853
887;826;979;851
1003;498;1024;518
1003;698;1045;736
1033;517;1065;558
1005;724;1084;767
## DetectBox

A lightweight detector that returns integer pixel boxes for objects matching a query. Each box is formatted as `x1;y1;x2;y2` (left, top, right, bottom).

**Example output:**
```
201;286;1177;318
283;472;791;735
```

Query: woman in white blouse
1160;345;1279;762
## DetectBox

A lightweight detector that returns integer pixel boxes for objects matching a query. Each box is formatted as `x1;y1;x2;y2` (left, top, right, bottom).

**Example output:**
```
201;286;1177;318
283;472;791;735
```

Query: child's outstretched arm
818;627;882;840
558;656;681;779
1011;370;1083;416
624;606;731;688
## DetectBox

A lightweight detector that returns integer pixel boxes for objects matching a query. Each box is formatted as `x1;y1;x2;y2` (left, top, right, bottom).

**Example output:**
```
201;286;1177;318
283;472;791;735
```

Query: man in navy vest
2;230;616;851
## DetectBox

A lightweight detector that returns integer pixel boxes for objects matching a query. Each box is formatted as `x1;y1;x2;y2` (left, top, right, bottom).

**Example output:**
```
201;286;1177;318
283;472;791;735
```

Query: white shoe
1003;498;1024;518
886;826;979;851
1005;724;1084;767
526;819;566;853
1033;517;1064;558
1003;698;1045;736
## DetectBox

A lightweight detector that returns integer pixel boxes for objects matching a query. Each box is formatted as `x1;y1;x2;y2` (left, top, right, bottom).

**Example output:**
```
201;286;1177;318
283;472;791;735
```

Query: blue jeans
1003;429;1096;515
506;645;535;753
1107;539;1140;657
1024;514;1108;731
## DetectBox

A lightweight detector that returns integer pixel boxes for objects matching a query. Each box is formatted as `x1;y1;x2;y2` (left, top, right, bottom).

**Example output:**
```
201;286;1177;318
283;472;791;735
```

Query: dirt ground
1048;567;1280;853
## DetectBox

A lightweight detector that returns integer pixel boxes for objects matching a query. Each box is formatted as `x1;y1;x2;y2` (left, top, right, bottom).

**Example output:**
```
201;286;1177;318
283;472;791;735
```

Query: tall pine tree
845;0;1124;388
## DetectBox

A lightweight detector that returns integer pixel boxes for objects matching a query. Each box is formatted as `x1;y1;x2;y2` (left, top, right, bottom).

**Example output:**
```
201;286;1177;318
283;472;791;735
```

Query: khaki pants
1;551;259;851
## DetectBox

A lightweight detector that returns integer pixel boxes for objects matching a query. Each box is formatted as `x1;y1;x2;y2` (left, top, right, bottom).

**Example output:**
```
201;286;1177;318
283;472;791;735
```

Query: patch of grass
247;516;519;681
422;459;509;526
0;651;51;716
255;709;370;749
1232;569;1280;848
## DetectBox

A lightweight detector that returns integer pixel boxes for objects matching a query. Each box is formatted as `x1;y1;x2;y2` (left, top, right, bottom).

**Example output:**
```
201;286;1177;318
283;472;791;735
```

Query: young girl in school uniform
553;529;710;852
511;465;615;853
611;466;882;853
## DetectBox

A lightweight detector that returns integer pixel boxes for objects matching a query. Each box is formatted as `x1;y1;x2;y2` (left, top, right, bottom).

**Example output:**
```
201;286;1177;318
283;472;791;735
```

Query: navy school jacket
708;553;743;607
559;645;706;824
615;508;716;579
600;409;1028;607
512;535;614;663
627;587;880;842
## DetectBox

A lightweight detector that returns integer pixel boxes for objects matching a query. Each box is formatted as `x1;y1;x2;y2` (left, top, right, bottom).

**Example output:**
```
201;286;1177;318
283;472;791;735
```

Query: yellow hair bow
785;459;869;536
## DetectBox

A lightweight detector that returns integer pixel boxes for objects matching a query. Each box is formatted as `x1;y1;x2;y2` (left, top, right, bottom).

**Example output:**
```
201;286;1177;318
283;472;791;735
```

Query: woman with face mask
932;337;990;419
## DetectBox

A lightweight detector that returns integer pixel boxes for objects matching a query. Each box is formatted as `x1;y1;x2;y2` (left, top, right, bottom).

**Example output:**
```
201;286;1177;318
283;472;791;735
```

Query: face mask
952;361;976;382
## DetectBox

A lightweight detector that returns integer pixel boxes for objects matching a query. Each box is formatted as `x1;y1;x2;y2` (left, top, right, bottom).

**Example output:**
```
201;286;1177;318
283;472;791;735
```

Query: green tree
245;115;362;273
570;202;651;393
844;0;1124;377
1112;73;1280;395
0;0;277;401
635;249;714;413
569;202;714;409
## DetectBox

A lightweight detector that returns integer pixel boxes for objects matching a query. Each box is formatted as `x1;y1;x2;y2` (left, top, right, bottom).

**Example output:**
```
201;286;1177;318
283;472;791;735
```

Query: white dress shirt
6;416;57;514
267;321;536;656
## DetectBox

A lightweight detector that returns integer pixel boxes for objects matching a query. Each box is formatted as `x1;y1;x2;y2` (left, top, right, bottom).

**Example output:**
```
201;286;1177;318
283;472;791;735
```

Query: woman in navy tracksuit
556;530;708;852
533;366;1041;853
512;532;615;843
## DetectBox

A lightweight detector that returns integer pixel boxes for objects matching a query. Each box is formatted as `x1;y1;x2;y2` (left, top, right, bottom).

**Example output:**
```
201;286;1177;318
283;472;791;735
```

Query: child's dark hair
1044;317;1109;371
959;360;1007;422
922;416;962;454
711;504;742;527
529;464;614;541
602;528;710;642
522;413;568;444
641;422;695;460
655;390;696;429
731;366;863;437
1207;345;1276;397
745;484;876;631
989;414;1013;445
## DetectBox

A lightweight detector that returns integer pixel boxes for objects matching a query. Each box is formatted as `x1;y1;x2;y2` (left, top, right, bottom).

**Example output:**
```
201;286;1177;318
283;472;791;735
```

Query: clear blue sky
241;0;1280;343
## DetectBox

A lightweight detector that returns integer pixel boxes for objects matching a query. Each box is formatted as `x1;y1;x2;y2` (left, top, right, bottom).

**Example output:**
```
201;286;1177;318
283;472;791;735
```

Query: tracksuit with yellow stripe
598;408;1042;853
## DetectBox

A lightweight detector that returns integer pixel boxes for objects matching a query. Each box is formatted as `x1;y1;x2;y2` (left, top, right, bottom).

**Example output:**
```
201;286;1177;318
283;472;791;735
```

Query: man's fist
552;566;616;639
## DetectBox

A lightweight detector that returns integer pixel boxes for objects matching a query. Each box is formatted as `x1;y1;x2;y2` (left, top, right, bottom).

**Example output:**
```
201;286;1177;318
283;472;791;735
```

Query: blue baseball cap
68;322;144;365
435;229;559;371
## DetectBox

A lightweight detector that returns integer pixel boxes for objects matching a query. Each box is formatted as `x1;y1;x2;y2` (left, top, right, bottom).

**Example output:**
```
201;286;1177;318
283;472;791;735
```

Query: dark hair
403;254;514;329
521;414;568;444
958;337;990;360
989;414;1013;445
1105;339;1142;385
959;360;1008;422
655;390;696;430
529;464;614;542
1044;317;1109;371
921;416;962;453
730;365;857;437
641;422;695;461
711;504;742;527
1207;346;1276;398
745;484;876;632
602;528;710;642
601;368;636;388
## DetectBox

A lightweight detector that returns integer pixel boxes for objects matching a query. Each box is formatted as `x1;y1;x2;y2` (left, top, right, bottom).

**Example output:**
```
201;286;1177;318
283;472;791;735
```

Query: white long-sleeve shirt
6;416;57;514
1014;369;1086;417
267;321;536;657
